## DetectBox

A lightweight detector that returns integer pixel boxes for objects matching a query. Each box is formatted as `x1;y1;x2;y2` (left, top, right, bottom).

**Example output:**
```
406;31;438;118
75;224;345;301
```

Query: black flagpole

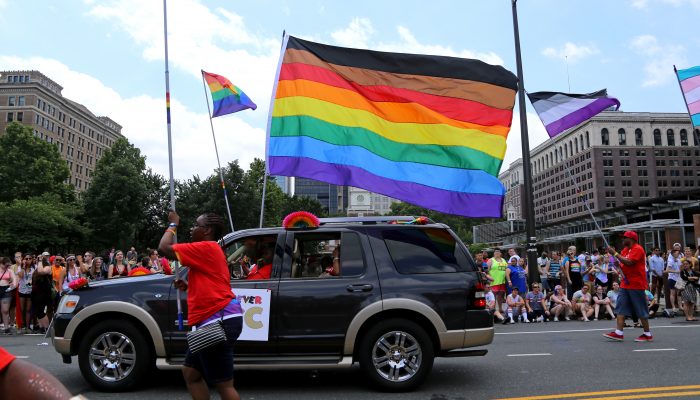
511;0;539;285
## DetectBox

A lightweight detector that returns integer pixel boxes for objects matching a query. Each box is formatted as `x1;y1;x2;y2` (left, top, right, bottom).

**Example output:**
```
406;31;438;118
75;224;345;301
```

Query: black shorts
184;316;243;384
19;292;32;299
31;291;52;319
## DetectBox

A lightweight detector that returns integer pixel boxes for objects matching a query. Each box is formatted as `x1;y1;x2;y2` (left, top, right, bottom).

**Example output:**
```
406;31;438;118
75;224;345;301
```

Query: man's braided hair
202;213;225;240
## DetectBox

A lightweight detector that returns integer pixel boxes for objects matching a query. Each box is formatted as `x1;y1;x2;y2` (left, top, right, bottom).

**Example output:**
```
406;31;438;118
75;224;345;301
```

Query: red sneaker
634;334;653;342
603;331;624;341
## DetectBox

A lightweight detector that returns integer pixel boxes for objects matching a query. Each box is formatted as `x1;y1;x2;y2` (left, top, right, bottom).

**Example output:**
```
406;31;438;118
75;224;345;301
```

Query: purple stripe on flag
544;97;620;138
268;156;504;217
681;74;700;93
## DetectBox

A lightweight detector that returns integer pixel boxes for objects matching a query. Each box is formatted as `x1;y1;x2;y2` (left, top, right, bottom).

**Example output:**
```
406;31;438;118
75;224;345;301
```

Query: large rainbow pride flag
266;35;517;217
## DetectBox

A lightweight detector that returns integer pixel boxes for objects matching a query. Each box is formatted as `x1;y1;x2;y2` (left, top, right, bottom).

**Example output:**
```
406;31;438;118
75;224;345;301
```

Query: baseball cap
621;231;638;242
41;251;50;256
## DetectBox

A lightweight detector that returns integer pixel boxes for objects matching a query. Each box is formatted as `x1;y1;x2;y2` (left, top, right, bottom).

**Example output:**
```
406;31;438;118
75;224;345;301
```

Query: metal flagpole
162;0;183;331
511;0;539;284
259;174;268;228
201;70;235;233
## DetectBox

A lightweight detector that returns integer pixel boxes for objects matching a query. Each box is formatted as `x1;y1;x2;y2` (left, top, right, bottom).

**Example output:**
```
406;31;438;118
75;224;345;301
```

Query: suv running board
439;349;488;358
156;356;354;370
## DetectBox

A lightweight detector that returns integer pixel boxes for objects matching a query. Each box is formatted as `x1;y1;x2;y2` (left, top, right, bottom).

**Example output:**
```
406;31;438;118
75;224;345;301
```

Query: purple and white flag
527;89;620;138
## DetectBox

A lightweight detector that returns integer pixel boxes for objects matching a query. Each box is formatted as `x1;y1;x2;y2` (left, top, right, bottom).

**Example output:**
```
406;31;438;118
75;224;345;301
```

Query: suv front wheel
78;320;152;391
358;318;435;392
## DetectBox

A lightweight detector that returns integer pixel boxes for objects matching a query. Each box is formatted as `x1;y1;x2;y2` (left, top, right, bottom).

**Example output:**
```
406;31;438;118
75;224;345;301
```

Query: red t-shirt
173;241;234;326
246;263;272;280
620;244;648;290
0;346;15;372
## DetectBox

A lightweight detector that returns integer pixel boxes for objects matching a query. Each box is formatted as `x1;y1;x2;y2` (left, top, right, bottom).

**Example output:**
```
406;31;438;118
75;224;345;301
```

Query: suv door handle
346;284;373;292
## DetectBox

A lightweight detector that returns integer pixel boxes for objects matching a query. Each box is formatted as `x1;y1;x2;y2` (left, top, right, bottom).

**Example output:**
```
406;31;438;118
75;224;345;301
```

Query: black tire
358;318;435;392
78;320;153;392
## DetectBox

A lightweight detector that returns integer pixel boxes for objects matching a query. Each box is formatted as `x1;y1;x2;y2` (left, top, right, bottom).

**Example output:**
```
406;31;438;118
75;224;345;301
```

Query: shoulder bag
186;313;226;354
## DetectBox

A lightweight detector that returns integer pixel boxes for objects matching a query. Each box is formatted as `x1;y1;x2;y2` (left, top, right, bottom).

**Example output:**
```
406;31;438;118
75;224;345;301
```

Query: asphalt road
3;318;700;400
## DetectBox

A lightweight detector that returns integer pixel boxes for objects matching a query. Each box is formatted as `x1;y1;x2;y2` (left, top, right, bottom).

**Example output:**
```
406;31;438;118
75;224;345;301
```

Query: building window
620;159;630;167
575;137;579;153
8;96;15;106
6;112;13;122
680;129;688;146
695;129;700;146
667;129;675;146
621;170;631;176
635;128;643;146
640;190;650;197
586;131;590;147
601;128;609;145
618;128;627;145
18;96;25;106
16;112;23;122
637;159;647;167
639;169;648;176
654;129;661;146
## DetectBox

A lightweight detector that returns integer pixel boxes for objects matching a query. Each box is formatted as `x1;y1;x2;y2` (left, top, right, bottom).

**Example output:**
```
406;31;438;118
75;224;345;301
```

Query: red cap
622;231;638;242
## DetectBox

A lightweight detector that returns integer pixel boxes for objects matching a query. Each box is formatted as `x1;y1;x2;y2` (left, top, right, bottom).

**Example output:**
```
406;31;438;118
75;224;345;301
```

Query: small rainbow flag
202;70;257;117
675;65;700;127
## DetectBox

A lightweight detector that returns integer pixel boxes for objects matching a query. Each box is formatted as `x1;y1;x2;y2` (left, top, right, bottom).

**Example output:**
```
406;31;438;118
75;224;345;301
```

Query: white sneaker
523;317;530;323
509;318;515;324
565;316;571;321
537;316;544;322
553;316;559;322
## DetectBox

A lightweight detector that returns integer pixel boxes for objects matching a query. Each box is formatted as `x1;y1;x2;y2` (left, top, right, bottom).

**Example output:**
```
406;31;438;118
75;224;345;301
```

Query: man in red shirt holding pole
603;231;653;342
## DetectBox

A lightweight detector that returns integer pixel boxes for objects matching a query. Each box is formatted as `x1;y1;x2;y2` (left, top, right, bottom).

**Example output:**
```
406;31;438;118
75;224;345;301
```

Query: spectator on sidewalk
507;257;528;295
564;246;583;299
79;252;94;279
548;251;563;293
537;252;550;293
17;254;35;333
572;285;594;321
607;281;620;310
126;246;138;268
61;255;82;292
485;283;505;323
648;247;665;302
593;285;615;320
488;249;508;319
593;257;610;291
108;250;130;279
665;247;682;317
549;285;572;321
582;256;596;292
504;287;528;324
0;257;18;335
679;259;699;321
525;283;549;322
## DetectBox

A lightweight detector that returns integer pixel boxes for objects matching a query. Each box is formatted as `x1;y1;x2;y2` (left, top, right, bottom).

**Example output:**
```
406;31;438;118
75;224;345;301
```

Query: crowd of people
478;241;700;324
0;247;172;335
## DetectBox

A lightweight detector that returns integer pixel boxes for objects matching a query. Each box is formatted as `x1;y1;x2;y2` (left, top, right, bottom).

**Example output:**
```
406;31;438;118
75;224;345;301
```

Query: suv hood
84;273;172;289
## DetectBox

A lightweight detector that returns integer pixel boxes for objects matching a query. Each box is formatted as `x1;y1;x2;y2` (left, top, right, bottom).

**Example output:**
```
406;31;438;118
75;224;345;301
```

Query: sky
1;0;699;179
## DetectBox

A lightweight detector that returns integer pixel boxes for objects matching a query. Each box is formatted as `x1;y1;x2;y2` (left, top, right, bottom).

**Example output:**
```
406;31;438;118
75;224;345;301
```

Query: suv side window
286;231;365;278
382;228;473;274
224;234;279;280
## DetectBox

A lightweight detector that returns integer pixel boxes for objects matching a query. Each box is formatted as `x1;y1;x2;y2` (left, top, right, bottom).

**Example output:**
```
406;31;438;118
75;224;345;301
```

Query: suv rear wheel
78;320;152;391
358;318;435;392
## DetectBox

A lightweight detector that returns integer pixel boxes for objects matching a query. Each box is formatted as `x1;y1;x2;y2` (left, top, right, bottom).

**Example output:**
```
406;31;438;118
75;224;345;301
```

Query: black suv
52;217;492;392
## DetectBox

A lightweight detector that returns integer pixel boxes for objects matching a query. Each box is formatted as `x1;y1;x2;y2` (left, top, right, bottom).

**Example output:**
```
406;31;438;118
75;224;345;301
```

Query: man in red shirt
246;247;273;280
603;231;653;342
159;211;243;400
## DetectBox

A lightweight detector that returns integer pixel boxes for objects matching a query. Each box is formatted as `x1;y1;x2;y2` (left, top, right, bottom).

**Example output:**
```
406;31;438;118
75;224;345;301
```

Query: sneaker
523;317;530;323
565;316;571;321
537;316;544;322
603;331;624;341
509;318;515;324
502;318;509;325
593;318;599;321
553;316;559;322
635;334;654;342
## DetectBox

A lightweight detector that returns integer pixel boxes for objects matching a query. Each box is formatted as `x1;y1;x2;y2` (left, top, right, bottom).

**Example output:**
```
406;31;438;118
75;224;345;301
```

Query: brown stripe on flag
283;48;516;111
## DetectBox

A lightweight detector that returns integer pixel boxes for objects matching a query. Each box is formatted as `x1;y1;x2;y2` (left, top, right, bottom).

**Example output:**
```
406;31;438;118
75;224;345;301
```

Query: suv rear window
382;228;473;274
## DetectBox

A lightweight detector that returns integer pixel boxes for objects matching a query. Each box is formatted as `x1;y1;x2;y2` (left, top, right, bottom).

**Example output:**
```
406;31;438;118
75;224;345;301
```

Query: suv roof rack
318;216;435;225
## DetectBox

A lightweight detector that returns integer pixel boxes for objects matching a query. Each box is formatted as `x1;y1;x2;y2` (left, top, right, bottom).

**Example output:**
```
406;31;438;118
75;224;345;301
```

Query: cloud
631;0;700;8
500;111;550;175
86;0;280;107
331;17;375;49
1;56;265;180
630;34;686;87
331;18;504;65
542;42;600;63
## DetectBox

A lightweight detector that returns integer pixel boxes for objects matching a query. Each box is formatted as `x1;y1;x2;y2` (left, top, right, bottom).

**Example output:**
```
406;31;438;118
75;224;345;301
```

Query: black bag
186;314;226;354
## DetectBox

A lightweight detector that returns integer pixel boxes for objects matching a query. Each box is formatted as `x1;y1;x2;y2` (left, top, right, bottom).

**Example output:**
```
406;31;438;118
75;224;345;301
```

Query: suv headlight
57;295;80;314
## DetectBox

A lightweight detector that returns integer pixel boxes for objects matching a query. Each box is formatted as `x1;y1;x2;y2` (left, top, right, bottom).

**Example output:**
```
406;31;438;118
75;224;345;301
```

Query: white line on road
507;353;552;357
496;324;700;335
15;356;29;359
633;348;677;352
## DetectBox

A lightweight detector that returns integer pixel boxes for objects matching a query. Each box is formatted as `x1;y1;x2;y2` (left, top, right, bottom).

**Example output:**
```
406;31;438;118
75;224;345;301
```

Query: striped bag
186;314;226;354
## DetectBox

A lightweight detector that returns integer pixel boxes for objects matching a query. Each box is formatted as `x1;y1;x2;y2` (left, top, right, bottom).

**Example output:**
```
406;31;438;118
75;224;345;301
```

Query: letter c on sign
244;306;263;329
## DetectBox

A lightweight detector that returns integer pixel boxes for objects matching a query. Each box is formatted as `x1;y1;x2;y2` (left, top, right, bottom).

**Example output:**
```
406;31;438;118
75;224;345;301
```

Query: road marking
633;348;677;352
494;384;700;400
496;324;700;335
586;390;700;400
14;356;29;359
506;353;551;357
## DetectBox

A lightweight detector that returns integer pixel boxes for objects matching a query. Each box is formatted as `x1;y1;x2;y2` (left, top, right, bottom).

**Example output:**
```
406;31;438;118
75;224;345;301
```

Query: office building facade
0;70;123;192
294;178;348;213
347;187;401;216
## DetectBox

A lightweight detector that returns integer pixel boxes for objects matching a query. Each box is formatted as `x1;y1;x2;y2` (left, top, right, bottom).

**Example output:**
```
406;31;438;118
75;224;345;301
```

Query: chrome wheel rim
88;331;136;382
371;330;422;382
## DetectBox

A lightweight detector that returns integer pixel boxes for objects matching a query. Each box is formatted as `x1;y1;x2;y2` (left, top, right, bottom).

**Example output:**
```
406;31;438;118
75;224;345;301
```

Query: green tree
0;195;88;253
82;138;147;250
133;168;170;249
0;122;74;202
